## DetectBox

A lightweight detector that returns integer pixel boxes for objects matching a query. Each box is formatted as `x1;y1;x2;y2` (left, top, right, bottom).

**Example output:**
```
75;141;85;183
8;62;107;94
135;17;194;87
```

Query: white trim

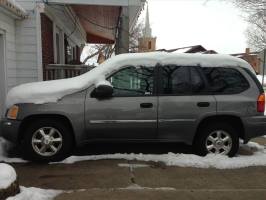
62;33;65;63
40;0;143;6
54;25;64;64
0;0;27;19
36;4;43;81
53;22;57;64
0;30;7;117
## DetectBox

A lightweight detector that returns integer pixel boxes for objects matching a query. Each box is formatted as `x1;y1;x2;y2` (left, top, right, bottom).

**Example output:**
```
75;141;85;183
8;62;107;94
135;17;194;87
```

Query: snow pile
2;137;266;169
6;52;253;108
0;137;26;163
57;142;266;169
0;163;16;189
7;187;62;200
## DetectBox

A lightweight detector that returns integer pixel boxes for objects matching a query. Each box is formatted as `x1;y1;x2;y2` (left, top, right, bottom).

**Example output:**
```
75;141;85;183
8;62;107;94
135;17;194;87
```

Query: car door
158;65;216;144
85;65;158;140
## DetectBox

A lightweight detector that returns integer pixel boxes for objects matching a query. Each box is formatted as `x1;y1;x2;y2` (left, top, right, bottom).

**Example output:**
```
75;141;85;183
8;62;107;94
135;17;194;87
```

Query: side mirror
92;81;113;98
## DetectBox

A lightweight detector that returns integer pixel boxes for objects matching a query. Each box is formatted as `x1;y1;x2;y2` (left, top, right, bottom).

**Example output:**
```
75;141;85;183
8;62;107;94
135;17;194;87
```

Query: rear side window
161;66;205;95
202;67;249;94
242;68;264;93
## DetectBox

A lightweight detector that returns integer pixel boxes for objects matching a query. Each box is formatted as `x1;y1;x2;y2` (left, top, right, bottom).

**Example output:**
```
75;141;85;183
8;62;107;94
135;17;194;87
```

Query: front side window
161;66;205;95
107;66;154;97
202;67;249;94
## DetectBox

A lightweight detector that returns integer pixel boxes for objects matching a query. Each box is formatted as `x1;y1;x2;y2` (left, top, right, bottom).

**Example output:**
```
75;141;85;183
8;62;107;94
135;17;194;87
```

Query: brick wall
241;54;260;73
41;13;54;79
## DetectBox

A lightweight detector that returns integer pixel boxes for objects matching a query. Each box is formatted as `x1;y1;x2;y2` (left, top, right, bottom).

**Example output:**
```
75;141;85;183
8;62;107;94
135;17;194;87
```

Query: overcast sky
141;0;248;54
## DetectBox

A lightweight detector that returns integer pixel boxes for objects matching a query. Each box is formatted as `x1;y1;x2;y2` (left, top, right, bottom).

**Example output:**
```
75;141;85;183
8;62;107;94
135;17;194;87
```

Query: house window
65;38;79;64
66;44;76;64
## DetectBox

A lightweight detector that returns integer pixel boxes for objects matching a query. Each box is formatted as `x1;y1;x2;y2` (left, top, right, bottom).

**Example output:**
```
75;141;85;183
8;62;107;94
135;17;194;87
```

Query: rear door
158;65;217;144
202;67;252;116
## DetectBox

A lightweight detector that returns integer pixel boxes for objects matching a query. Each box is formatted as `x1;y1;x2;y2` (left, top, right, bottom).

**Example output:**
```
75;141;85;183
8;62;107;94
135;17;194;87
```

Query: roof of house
231;52;261;58
157;45;217;54
0;0;27;19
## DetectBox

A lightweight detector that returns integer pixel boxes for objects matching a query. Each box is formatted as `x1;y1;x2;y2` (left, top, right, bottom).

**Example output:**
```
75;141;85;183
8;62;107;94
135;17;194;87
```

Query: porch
44;64;94;81
40;0;144;80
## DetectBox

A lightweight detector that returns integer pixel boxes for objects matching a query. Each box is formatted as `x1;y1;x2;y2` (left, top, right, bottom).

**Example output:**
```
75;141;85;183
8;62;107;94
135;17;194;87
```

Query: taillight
257;93;265;113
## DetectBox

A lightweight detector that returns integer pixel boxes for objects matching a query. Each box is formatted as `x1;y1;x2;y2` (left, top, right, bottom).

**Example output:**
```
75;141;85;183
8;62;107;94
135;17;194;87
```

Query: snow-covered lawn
56;141;266;169
6;187;61;200
0;162;61;200
0;163;16;190
1;136;266;169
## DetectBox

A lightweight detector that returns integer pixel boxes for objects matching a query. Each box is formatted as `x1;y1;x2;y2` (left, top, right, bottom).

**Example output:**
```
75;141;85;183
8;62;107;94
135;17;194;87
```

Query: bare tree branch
230;0;266;51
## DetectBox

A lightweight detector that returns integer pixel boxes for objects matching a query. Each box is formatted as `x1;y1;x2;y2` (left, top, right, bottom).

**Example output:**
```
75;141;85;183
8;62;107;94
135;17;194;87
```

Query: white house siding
17;0;86;64
0;9;17;117
15;0;41;84
0;11;17;90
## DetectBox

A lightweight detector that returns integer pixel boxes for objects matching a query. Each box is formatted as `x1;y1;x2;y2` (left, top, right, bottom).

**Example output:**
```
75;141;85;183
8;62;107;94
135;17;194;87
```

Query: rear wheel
22;119;74;162
194;122;239;157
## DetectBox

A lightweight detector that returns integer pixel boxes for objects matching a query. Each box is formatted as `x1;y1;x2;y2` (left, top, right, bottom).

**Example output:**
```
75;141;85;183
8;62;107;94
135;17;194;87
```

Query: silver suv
1;53;266;162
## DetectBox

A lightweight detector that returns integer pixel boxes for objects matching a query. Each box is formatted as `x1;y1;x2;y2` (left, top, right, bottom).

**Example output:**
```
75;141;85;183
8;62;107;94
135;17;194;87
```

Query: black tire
194;122;239;157
22;118;74;162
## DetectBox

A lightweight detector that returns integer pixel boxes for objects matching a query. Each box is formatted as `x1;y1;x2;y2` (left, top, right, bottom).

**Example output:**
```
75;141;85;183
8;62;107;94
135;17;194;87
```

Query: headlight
7;105;19;120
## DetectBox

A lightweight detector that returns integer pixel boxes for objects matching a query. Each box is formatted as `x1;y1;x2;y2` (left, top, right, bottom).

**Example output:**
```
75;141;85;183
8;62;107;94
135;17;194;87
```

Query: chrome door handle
197;102;210;107
140;103;153;108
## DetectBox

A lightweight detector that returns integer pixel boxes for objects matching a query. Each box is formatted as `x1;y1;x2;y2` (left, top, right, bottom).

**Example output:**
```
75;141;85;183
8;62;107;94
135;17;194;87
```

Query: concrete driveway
11;138;266;200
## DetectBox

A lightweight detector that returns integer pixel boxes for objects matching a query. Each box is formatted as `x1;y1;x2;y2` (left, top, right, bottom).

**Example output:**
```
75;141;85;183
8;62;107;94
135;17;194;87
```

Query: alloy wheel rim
31;127;63;157
205;130;232;155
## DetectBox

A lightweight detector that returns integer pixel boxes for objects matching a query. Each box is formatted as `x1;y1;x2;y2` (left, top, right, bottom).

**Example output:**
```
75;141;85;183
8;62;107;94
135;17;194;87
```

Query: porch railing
44;64;95;81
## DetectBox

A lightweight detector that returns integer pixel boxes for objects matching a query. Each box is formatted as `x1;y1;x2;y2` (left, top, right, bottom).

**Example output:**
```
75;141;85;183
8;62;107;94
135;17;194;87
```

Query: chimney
245;48;250;54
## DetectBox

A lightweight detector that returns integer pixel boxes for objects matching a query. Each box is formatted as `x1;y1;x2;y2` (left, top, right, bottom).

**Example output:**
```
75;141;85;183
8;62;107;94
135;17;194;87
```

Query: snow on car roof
6;52;254;108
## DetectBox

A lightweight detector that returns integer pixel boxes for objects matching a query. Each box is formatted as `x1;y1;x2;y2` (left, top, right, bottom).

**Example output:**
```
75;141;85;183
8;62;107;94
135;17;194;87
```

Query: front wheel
194;123;239;157
22;119;74;162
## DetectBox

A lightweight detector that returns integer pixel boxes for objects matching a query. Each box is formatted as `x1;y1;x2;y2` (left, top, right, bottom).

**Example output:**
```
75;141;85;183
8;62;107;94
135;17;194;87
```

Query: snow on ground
0;163;16;189
1;136;266;169
6;52;254;108
6;187;62;200
56;141;266;169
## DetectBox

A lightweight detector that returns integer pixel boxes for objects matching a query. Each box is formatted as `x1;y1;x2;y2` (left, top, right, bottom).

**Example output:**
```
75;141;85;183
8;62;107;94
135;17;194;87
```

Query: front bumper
243;115;266;142
0;118;21;143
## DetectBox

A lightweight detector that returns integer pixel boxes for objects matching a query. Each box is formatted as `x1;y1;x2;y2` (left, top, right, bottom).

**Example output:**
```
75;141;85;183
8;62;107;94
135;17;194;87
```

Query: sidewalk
12;137;266;200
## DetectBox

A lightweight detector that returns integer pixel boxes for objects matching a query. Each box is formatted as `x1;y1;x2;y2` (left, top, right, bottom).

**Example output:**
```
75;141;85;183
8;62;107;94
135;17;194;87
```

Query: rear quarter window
202;67;249;94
